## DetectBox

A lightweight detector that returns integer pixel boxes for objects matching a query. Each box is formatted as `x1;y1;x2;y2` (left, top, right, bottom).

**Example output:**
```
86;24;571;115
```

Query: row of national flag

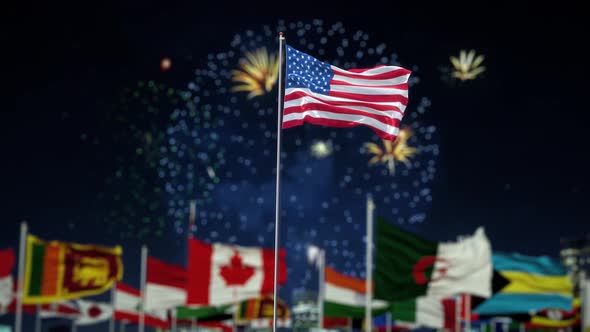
1;223;588;330
0;230;288;330
1;221;588;331
0;235;286;306
314;217;588;330
0;281;287;329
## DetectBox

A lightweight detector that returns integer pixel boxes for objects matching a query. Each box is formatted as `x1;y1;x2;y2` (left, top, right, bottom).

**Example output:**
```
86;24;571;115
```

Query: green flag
375;217;438;300
375;217;492;301
176;305;232;320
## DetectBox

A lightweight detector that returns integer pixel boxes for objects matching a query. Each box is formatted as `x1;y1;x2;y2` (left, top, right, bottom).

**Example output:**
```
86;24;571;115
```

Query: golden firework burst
450;49;486;81
310;140;333;159
231;48;279;98
364;127;417;175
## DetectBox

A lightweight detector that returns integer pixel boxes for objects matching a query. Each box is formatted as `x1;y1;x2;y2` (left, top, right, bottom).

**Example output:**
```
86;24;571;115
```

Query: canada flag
186;238;287;306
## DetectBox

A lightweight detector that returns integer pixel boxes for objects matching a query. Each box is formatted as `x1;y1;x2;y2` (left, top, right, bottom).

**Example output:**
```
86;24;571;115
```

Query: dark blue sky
2;1;589;330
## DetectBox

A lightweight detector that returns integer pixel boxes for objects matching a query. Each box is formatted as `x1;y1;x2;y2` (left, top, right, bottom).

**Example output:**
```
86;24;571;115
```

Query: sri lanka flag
23;235;123;304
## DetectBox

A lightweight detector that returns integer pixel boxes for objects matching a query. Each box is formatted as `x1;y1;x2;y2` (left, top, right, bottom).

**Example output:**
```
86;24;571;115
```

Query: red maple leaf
220;250;255;286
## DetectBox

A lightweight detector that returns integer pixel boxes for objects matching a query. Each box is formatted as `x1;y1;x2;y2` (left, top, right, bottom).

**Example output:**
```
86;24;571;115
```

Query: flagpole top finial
279;31;285;40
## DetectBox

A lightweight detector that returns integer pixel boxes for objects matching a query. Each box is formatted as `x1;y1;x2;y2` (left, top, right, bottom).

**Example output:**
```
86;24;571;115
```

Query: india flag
324;266;388;318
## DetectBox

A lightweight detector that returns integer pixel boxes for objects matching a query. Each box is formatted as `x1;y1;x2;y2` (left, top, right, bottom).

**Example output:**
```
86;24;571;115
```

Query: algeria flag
324;266;388;318
375;218;492;301
186;238;287;306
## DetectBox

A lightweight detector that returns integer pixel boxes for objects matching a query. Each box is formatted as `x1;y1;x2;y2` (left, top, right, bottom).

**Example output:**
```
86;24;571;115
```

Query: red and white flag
75;300;112;325
186;238;287;306
115;282;168;329
0;248;15;314
283;45;411;142
145;257;187;310
39;301;80;319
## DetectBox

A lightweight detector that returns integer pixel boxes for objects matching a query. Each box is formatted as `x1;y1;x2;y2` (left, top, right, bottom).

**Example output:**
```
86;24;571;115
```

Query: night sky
2;1;589;330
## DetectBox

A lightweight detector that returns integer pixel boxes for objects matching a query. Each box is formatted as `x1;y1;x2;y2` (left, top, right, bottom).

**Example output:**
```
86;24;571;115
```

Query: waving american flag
283;45;411;141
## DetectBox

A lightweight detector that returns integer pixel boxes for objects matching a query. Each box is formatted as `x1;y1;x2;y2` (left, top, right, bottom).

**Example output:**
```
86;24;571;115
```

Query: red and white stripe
39;301;80;319
115;282;169;329
145;257;187;311
283;65;411;141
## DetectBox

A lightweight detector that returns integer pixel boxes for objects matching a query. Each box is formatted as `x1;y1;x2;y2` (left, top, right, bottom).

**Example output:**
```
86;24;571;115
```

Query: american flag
283;45;411;141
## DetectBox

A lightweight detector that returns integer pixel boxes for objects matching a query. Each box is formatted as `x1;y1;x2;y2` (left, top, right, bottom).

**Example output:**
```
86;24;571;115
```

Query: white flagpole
234;293;238;332
465;294;471;332
189;200;196;233
318;249;325;332
15;221;27;332
365;194;375;332
35;304;41;332
385;312;392;332
455;295;461;332
72;320;77;332
580;270;587;332
272;31;285;332
139;245;148;332
191;317;198;332
120;320;126;332
109;285;116;332
171;308;177;332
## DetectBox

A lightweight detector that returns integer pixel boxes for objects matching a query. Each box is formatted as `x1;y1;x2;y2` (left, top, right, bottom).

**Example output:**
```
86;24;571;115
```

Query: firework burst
231;48;279;98
450;49;486;81
310;140;333;159
185;21;439;294
364;127;417;175
82;21;440;297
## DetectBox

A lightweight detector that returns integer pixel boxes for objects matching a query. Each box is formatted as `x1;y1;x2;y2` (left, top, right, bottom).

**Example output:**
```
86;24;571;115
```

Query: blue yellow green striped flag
474;252;573;314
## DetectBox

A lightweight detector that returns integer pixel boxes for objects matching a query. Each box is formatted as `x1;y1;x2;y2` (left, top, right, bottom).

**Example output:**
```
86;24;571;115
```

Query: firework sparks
160;57;172;71
364;127;417;175
84;21;439;297
310;140;333;159
450;49;485;81
231;48;279;98
183;21;439;295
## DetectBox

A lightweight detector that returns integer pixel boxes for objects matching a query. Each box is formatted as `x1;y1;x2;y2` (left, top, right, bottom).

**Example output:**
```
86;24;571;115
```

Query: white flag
75;300;112;325
0;276;12;314
306;245;322;269
39;301;80;319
